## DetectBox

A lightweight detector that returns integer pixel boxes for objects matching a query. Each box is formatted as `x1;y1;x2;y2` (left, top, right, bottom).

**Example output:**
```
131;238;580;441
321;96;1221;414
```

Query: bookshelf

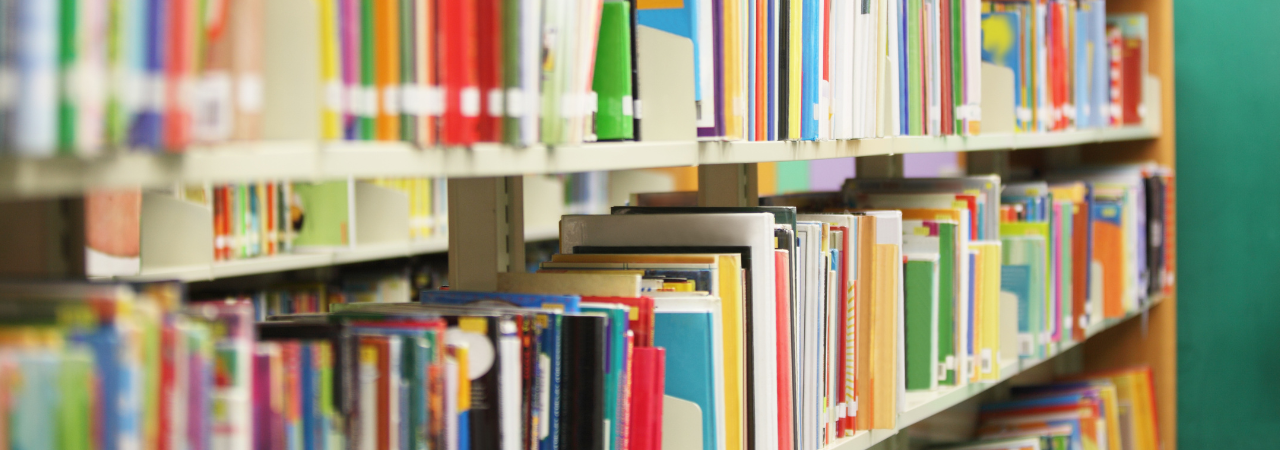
0;0;1177;446
0;123;1156;200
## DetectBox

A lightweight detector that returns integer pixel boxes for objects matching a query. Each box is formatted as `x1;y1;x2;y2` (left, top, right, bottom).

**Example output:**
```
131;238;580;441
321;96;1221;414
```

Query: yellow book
317;0;341;139
724;0;742;139
972;240;1002;381
871;243;899;429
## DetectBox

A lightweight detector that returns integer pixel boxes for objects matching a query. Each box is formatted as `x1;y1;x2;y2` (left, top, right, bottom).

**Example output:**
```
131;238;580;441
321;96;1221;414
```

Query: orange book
417;0;438;145
375;0;401;140
1092;202;1126;318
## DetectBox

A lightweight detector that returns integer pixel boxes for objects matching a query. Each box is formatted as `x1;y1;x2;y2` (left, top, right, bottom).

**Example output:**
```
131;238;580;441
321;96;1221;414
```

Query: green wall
1175;1;1280;448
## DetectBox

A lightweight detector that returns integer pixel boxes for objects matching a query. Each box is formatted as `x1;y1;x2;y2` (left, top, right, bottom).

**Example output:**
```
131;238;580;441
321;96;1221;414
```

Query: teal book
593;2;635;140
581;304;630;450
905;255;940;391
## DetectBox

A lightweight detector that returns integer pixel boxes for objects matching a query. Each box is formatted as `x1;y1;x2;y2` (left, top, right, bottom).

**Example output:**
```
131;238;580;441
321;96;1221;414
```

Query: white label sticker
969;105;982;121
945;355;955;370
347;86;364;116
325;81;345;112
1016;107;1033;123
401;84;423;115
362;87;378;117
1064;103;1077;119
937;363;948;381
621;95;633;117
587;91;598;113
633;99;643;119
980;349;994;374
487;88;504;117
506;87;525;117
383;85;401;115
141;74;165;111
953;105;968;121
426;86;444;116
1019;333;1034;356
835;402;847;419
460;87;481;117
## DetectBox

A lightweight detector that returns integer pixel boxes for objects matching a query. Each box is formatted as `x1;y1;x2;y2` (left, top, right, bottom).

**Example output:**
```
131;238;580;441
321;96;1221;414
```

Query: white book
559;213;779;449
498;319;523;450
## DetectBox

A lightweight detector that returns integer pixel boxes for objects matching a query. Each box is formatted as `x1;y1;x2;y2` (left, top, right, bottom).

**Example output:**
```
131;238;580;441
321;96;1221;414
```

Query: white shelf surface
112;224;560;283
827;296;1165;450
0;126;1155;199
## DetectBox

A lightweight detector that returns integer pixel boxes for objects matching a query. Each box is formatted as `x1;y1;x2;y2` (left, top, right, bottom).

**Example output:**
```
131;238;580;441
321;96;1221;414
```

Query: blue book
71;327;121;450
131;0;166;150
12;0;59;155
1000;264;1033;356
637;0;703;120
654;300;720;450
300;344;316;450
419;291;582;313
1092;1;1109;128
899;0;910;135
981;12;1023;131
537;312;564;450
801;0;819;140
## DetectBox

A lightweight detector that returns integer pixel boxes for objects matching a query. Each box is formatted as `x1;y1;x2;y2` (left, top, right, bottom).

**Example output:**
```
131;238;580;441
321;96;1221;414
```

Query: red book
774;250;795;450
1120;38;1143;125
828;225;848;436
157;323;175;450
627;346;666;450
440;0;480;145
164;0;196;151
582;296;656;347
476;0;503;141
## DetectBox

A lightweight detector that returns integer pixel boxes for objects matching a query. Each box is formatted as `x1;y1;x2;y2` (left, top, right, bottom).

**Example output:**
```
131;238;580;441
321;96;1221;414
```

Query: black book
559;314;607;450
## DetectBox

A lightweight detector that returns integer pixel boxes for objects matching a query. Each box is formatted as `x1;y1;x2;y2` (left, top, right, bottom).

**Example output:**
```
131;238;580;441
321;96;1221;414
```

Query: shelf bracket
447;176;525;291
697;163;758;207
859;154;905;178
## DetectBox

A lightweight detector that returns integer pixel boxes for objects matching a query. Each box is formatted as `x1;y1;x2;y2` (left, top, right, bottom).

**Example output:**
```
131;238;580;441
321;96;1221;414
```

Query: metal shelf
108;225;560;283
0;126;1155;200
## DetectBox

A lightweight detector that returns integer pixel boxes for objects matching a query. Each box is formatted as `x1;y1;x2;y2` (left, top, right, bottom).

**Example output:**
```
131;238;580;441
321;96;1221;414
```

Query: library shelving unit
0;0;1176;448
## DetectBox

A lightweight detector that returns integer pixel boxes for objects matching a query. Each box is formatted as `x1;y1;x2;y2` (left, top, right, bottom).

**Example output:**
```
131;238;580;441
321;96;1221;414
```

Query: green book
936;222;957;385
951;0;964;133
1001;228;1048;358
292;180;352;248
59;349;94;450
57;0;78;154
400;0;417;142
502;0;523;144
359;0;375;140
593;2;635;140
905;254;939;391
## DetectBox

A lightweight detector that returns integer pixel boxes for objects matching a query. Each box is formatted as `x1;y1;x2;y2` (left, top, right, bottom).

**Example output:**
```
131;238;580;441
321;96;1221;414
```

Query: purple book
699;0;726;138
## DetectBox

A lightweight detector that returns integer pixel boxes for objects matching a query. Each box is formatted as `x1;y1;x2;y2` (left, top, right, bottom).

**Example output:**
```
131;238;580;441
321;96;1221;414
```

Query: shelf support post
697;163;758;207
447;176;525;291
859;154;905;178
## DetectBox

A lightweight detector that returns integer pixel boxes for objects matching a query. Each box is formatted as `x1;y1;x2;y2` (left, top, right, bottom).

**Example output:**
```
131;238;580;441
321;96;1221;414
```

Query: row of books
880;166;1172;391
2;0;1150;156
933;367;1159;450
981;3;1149;132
